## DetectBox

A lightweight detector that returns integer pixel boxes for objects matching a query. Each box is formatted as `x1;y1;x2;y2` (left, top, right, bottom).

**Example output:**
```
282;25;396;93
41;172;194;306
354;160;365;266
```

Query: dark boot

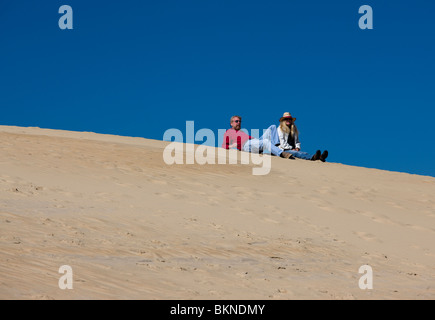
311;150;321;161
280;151;295;159
320;150;329;162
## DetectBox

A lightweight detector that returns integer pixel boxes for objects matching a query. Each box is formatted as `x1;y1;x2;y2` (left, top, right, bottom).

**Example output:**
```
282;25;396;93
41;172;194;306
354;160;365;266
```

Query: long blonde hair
279;119;298;139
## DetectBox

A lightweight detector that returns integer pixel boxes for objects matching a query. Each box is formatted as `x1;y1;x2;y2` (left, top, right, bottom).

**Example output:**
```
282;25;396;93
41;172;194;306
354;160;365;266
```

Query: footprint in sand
308;198;335;212
358;211;399;227
262;218;280;224
386;201;405;210
354;231;383;243
316;187;337;196
148;179;168;185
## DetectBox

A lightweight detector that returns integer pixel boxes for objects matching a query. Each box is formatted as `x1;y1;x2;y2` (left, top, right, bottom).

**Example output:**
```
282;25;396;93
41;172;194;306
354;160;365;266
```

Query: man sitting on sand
221;115;293;159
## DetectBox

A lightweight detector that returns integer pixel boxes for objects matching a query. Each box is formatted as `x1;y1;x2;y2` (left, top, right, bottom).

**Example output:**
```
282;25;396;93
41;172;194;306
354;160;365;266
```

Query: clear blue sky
1;0;434;177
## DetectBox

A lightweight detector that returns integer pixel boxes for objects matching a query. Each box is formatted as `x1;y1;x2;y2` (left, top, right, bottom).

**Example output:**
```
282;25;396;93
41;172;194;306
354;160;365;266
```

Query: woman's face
285;119;292;126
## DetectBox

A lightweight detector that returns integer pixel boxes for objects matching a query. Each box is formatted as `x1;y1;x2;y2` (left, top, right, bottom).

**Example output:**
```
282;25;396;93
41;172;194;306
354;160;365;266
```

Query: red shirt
222;129;252;151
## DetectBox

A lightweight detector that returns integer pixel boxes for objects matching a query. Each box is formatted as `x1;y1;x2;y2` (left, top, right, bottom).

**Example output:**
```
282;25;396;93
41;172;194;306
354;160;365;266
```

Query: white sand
0;125;434;299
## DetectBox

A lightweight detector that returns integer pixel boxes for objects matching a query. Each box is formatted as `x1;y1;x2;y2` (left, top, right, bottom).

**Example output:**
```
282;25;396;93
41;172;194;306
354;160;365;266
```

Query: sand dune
0;125;434;300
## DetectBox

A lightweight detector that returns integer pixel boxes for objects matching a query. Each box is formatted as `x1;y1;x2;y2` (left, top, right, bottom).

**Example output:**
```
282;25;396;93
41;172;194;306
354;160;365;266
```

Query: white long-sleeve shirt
277;126;301;150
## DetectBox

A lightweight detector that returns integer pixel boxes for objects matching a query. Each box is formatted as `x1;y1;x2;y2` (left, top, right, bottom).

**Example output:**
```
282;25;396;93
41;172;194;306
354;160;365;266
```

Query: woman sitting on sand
277;112;328;161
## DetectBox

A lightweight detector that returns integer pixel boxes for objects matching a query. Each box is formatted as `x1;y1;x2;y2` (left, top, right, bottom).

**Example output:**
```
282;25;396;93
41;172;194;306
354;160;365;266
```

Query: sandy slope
0;125;434;300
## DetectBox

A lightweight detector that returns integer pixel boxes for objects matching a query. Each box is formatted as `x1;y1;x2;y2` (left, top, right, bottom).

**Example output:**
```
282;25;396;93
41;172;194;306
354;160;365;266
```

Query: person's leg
245;138;288;158
242;139;261;153
286;149;313;160
261;138;283;157
259;125;280;147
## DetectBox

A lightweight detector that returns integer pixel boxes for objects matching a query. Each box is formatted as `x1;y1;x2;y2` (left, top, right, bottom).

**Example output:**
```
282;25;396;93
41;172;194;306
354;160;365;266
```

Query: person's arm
237;132;253;150
294;131;301;150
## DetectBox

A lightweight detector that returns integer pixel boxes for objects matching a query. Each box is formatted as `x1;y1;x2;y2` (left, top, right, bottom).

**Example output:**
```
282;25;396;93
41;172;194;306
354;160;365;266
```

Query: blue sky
1;0;434;177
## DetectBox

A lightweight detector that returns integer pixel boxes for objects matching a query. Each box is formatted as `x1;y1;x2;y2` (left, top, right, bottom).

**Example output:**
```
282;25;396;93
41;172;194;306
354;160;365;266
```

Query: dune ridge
0;125;434;299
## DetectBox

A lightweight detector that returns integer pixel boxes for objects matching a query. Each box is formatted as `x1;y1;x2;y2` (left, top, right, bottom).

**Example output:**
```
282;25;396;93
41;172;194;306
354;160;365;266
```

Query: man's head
230;115;242;130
